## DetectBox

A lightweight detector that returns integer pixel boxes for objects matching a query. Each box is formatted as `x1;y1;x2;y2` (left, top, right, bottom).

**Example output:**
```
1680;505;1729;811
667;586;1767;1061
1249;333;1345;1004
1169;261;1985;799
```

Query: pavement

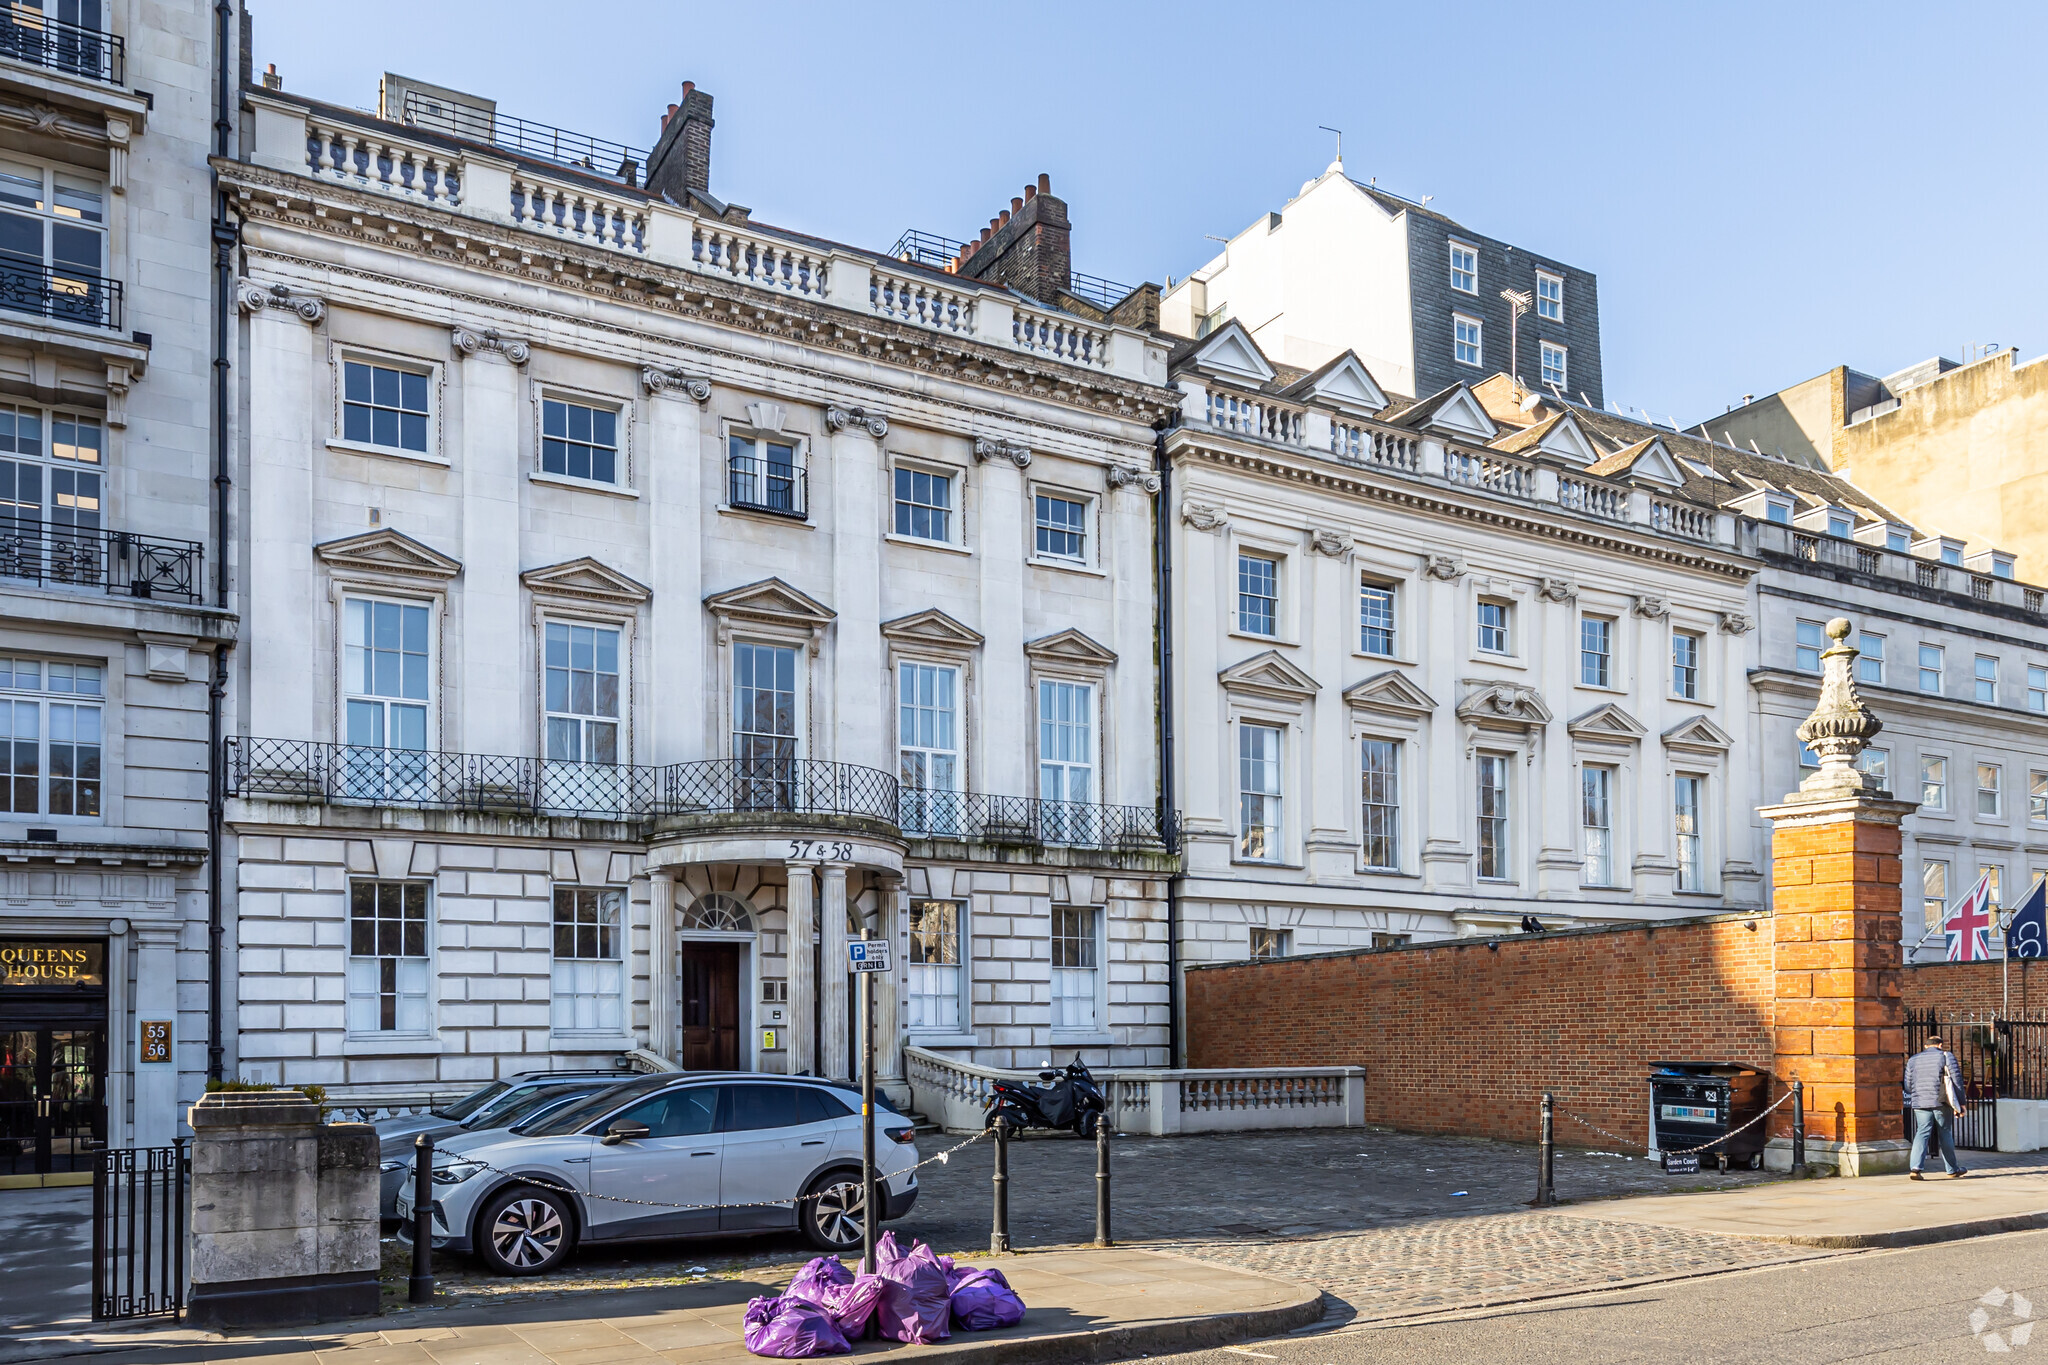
0;1187;92;1338
1154;1227;2048;1364
0;1249;1320;1365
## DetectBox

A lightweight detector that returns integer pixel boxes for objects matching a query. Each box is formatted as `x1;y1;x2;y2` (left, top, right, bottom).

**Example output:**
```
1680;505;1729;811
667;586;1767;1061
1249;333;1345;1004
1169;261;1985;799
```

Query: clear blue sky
251;0;2042;422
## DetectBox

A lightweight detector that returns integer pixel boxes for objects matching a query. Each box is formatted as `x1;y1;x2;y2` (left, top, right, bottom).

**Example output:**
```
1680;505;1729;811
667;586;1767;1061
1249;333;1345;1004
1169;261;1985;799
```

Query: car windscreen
514;1075;674;1136
433;1079;512;1122
468;1083;602;1129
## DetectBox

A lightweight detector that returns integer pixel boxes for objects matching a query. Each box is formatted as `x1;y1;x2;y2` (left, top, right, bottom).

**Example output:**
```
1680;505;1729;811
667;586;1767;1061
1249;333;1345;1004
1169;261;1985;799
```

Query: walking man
1904;1031;1966;1179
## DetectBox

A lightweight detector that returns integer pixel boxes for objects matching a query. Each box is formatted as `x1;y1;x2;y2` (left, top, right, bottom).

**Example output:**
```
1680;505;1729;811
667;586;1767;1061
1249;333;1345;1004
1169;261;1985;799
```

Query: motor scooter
983;1054;1108;1136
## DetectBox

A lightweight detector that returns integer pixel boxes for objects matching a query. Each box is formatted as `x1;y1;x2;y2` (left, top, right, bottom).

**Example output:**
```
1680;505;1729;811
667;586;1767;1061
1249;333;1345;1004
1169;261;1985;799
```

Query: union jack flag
1945;872;1997;963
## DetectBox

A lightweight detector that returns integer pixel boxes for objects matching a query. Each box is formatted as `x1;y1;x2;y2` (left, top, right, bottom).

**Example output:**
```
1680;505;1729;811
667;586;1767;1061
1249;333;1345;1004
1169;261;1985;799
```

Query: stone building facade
218;75;1180;1107
0;0;234;1176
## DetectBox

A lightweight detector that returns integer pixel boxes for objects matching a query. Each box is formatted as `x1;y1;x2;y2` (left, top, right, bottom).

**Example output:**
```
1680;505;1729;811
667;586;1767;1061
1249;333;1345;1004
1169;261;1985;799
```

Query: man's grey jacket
1904;1045;1962;1110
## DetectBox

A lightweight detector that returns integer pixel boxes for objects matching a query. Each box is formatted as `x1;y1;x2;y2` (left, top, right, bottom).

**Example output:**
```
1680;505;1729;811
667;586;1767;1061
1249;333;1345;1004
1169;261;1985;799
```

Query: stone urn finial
1793;617;1887;800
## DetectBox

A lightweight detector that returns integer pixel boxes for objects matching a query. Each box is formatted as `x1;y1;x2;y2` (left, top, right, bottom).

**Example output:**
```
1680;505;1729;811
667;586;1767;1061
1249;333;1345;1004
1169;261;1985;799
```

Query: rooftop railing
1750;520;2048;615
400;91;646;183
226;738;1181;853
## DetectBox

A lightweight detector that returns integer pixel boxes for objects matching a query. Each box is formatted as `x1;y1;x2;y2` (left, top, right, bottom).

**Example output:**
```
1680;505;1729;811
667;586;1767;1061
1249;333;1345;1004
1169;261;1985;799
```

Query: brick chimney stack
646;80;716;204
955;172;1070;307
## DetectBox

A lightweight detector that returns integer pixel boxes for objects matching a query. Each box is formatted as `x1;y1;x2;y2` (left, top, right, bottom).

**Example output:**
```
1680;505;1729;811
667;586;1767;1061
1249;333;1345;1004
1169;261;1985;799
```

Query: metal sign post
848;936;891;1275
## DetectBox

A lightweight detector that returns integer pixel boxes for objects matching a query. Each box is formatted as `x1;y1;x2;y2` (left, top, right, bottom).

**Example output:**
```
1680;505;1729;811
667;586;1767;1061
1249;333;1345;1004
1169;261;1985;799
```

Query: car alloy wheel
802;1174;867;1252
480;1187;573;1275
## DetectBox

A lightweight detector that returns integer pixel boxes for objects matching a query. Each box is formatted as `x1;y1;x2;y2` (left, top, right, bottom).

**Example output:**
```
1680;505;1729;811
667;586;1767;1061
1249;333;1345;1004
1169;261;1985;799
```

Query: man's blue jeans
1911;1107;1961;1174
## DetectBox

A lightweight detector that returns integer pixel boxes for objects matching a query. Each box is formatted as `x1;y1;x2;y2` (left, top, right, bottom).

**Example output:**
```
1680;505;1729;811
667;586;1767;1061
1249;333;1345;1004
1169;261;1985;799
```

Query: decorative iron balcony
0;523;202;602
726;452;806;518
0;12;122;86
0;261;122;330
899;789;1178;852
226;738;1182;854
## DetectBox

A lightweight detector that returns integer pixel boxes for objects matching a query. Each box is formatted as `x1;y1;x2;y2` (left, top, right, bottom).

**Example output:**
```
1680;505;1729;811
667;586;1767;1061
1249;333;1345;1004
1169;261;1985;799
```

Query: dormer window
1767;497;1792;525
1827;511;1853;539
1887;527;1910;552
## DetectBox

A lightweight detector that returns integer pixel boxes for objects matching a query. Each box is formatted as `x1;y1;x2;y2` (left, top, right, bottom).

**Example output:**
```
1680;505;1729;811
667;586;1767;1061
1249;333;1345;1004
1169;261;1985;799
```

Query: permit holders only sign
847;940;892;973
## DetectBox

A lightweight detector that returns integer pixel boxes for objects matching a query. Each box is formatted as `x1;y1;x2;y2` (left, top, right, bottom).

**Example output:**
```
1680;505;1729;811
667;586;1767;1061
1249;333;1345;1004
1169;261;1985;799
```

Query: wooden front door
680;944;740;1071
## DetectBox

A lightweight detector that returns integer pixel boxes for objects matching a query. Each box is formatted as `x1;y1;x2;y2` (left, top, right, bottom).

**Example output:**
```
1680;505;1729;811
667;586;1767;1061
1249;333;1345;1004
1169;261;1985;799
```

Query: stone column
647;869;676;1060
786;864;817;1075
243;294;320;740
1759;617;1915;1176
820;863;851;1081
826;408;885;769
453;328;529;755
976;441;1030;797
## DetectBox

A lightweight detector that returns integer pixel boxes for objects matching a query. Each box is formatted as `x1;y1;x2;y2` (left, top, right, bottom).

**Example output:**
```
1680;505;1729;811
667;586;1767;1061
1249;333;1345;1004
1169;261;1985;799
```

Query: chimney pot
682;81;694;96
999;209;1011;226
1037;173;1050;194
1010;196;1024;213
1024;184;1036;201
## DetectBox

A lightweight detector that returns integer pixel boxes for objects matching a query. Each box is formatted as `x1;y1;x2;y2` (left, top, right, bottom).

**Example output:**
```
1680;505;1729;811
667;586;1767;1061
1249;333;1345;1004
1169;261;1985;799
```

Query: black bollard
990;1119;1011;1254
1792;1079;1806;1176
1094;1116;1112;1247
409;1132;434;1304
1535;1093;1556;1207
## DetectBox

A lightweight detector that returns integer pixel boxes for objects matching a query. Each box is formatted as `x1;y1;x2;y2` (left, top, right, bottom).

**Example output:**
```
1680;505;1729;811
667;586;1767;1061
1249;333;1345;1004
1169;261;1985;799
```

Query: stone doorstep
0;1250;1321;1365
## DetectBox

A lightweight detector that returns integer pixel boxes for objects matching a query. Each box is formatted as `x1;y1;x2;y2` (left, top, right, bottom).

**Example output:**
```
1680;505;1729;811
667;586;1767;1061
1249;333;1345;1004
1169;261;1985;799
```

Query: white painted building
1161;323;1759;980
0;0;234;1176
217;74;1182;1108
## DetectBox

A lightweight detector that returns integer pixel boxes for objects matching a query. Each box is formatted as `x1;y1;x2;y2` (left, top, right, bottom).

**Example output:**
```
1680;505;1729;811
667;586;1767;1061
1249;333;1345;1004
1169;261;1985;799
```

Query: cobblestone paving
388;1126;1806;1320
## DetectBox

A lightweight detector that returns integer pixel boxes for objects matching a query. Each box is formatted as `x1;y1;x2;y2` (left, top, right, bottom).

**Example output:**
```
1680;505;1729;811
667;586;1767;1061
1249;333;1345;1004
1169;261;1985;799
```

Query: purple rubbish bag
948;1266;1027;1331
786;1256;853;1307
875;1237;953;1344
820;1272;887;1337
743;1295;852;1358
872;1229;906;1272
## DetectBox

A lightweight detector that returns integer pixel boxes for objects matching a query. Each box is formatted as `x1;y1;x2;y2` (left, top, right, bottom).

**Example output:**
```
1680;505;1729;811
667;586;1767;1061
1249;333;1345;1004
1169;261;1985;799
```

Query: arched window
681;893;753;933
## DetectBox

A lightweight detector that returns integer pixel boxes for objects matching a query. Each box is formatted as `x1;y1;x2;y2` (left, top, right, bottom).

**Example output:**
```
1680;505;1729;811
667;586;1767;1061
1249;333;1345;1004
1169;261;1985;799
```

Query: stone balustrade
246;95;1159;383
905;1045;1366;1136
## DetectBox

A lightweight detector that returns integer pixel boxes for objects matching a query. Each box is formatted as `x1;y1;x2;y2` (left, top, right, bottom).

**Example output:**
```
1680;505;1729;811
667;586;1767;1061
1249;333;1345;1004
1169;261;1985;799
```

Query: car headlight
430;1158;487;1186
379;1159;407;1173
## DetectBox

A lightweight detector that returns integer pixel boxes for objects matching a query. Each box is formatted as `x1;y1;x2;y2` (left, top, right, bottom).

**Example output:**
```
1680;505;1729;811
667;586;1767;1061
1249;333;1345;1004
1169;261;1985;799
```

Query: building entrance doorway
680;943;740;1070
0;1027;106;1178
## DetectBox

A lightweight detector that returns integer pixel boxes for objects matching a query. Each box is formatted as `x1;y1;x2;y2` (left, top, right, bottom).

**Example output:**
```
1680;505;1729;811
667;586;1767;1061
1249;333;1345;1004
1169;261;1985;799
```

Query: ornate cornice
236;279;325;324
217;157;1177;422
825;405;889;439
1169;433;1758;584
640;366;711;401
452;325;531;365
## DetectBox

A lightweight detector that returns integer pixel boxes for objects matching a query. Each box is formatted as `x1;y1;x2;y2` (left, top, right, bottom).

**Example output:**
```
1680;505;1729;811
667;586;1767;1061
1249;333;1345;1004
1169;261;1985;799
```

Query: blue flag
2009;877;2048;960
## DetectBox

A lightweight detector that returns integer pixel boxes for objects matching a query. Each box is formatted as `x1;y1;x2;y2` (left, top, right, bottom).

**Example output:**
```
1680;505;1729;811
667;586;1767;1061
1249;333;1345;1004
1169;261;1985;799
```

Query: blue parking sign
847;939;892;972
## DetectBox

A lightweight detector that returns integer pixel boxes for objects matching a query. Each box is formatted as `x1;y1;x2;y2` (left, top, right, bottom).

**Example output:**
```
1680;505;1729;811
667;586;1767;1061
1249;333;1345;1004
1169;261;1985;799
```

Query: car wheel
476;1185;576;1276
800;1171;867;1253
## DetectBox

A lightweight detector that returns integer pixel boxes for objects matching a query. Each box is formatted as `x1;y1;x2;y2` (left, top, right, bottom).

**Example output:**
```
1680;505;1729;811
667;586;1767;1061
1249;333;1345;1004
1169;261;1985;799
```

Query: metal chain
404;1127;995;1214
1557;1089;1793;1159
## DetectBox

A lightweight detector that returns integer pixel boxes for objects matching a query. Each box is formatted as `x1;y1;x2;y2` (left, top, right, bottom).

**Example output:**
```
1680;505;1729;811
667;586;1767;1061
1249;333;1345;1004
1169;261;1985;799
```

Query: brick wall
1185;914;1774;1148
1902;960;2048;1018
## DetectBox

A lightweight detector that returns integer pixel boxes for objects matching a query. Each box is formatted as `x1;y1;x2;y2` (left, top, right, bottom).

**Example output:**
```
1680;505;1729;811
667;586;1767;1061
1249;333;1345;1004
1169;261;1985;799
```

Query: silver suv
374;1070;630;1219
398;1074;919;1275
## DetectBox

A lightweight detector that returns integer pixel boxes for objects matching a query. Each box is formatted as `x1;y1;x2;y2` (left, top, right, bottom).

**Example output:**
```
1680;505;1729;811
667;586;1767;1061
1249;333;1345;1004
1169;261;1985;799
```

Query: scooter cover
742;1295;852;1358
1036;1080;1075;1128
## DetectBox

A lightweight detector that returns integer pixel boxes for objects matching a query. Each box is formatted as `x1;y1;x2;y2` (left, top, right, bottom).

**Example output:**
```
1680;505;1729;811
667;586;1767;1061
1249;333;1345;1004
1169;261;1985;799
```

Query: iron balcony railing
0;522;202;602
0;11;122;86
899;788;1177;851
226;738;1182;852
727;452;806;518
400;90;647;184
1065;269;1135;312
0;260;121;330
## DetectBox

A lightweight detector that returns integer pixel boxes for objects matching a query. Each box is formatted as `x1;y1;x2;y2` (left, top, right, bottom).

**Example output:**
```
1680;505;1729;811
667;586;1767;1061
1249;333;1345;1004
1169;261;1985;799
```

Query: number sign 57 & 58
787;840;855;862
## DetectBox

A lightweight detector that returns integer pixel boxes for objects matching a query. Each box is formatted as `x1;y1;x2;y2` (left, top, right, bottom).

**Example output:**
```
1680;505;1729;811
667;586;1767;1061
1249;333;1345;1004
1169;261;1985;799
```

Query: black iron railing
900;789;1178;852
0;522;202;602
889;229;968;271
226;738;1181;852
727;452;806;517
0;259;121;330
0;11;122;85
400;91;647;184
1066;270;1135;311
93;1142;186;1321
